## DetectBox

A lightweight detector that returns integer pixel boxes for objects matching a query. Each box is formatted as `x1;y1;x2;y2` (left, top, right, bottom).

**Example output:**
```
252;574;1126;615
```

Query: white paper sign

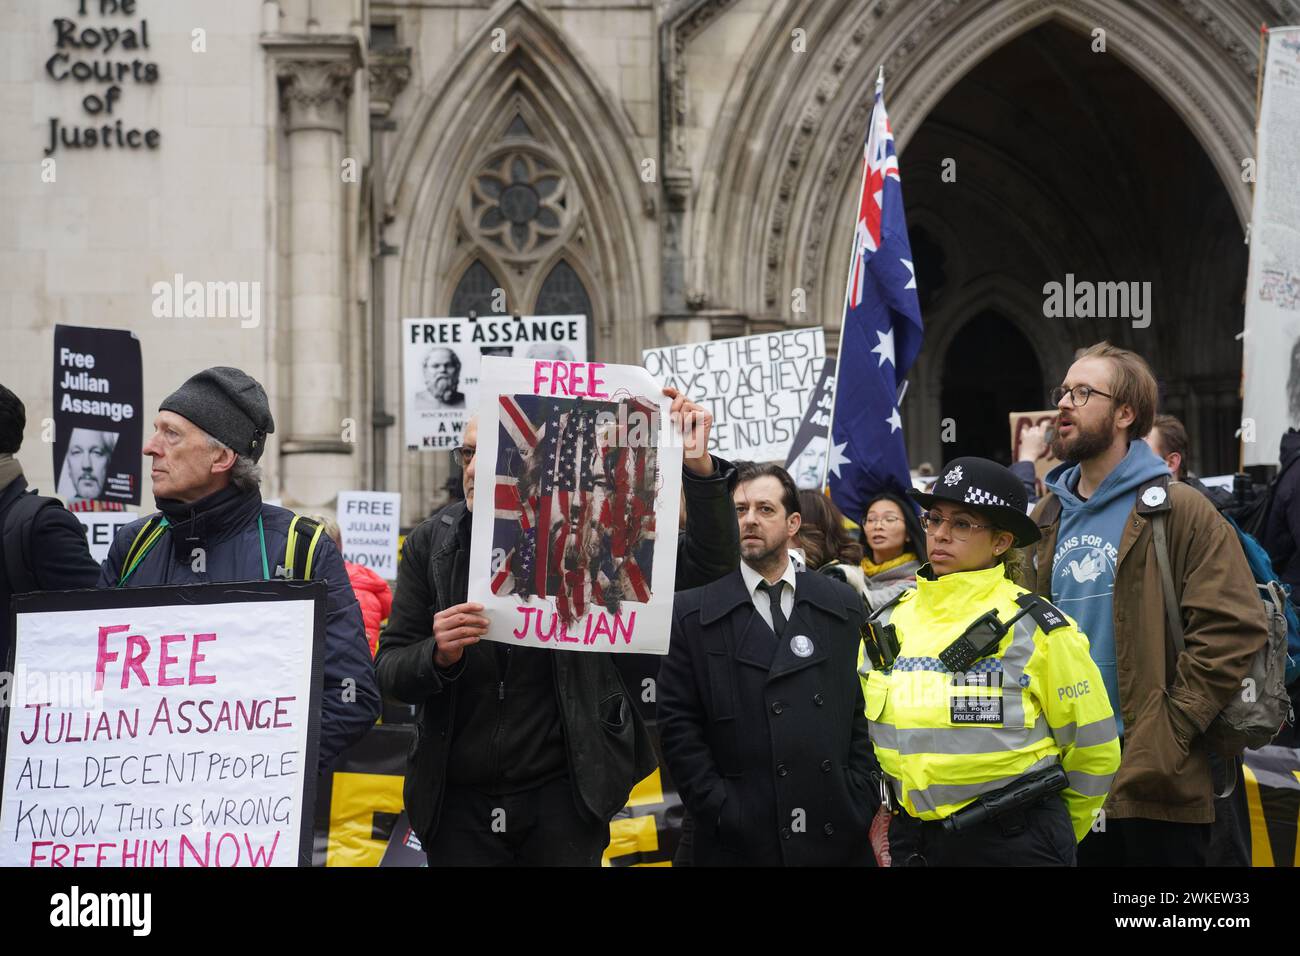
74;511;137;564
0;585;322;867
337;491;401;580
642;328;825;462
403;315;588;451
1243;27;1300;466
467;357;682;655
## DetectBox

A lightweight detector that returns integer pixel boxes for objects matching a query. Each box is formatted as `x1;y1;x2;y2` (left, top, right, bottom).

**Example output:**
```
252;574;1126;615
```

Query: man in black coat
377;388;739;865
1262;427;1300;595
658;463;877;866
0;385;101;668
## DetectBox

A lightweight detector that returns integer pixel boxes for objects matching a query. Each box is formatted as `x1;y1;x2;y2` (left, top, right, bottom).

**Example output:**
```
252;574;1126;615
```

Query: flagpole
820;66;884;501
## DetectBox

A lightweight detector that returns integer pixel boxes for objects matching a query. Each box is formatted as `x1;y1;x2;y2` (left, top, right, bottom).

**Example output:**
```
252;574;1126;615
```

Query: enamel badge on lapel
790;634;814;658
1141;486;1167;507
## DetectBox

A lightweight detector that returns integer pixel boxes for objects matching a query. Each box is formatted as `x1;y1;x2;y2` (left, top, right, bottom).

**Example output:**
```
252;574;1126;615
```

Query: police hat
907;457;1040;547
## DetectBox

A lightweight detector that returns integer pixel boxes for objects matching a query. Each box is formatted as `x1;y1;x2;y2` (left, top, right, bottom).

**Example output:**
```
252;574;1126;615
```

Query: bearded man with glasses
1022;341;1268;867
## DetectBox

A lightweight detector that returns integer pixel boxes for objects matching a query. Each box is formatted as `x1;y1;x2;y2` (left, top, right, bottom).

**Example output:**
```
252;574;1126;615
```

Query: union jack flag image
491;393;660;629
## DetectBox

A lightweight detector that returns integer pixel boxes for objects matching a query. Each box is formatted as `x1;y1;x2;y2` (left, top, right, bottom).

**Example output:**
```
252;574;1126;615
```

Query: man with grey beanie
98;367;381;771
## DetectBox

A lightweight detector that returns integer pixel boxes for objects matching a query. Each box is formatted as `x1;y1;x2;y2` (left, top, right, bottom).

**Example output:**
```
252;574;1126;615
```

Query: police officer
861;458;1120;866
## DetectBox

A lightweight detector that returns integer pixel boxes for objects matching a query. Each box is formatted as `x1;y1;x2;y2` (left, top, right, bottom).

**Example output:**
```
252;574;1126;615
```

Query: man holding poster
97;368;380;773
377;358;738;866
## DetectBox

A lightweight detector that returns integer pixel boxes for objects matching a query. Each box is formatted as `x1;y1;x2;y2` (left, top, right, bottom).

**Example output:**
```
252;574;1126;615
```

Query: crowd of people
1;337;1296;867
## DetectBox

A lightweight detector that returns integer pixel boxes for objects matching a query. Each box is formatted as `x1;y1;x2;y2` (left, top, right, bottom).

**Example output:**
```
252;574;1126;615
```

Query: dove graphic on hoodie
1044;440;1171;736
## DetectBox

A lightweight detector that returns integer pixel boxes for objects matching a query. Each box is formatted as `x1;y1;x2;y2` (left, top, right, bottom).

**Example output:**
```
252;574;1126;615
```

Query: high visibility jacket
861;564;1120;841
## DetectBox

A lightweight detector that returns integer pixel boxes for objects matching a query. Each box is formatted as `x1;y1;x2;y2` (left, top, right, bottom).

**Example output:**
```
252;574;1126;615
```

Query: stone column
262;35;361;510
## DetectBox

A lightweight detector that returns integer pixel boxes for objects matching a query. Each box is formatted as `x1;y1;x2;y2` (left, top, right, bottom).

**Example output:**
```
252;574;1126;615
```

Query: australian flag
827;74;924;523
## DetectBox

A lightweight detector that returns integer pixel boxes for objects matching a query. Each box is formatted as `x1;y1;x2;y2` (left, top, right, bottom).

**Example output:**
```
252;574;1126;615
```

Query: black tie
757;580;788;638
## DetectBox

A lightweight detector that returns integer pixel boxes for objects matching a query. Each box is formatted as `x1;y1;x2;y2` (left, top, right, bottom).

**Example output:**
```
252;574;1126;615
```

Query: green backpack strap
118;515;168;586
282;514;325;581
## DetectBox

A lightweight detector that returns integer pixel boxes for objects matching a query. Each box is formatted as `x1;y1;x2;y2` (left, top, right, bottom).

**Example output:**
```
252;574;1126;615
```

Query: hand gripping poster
468;357;682;655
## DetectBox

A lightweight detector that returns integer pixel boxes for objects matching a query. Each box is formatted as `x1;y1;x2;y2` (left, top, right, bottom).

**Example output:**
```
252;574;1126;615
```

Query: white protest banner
1243;27;1300;466
0;582;326;867
467;356;682;655
74;511;138;564
642;328;824;462
337;491;401;580
403;315;588;451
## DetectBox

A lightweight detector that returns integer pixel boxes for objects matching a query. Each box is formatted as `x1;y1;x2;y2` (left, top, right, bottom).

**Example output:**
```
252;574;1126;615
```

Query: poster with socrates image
403;315;587;452
468;357;682;655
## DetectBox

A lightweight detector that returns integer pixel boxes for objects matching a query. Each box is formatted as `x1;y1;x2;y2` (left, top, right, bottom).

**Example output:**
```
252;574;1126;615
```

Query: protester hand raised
662;386;715;477
433;602;489;669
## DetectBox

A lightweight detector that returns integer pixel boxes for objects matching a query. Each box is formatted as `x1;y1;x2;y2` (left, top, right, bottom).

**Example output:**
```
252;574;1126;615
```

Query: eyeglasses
864;515;903;527
919;511;993;541
452;445;477;467
1050;384;1115;408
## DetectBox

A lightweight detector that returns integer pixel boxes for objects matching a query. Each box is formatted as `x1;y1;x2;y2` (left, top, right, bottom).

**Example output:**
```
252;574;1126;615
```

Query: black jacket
98;485;381;772
377;458;740;845
1;474;101;668
657;567;878;866
1263;429;1300;592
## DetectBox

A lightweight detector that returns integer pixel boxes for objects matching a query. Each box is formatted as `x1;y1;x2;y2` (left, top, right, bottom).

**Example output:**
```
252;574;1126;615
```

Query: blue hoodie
1043;441;1171;736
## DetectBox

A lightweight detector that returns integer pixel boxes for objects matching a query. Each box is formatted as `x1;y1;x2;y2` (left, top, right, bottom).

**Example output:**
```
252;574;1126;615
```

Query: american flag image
491;393;660;628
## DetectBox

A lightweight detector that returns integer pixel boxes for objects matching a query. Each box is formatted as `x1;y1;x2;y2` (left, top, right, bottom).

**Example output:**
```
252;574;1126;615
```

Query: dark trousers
423;777;608;866
1207;755;1251;866
888;795;1076;866
1077;816;1211;867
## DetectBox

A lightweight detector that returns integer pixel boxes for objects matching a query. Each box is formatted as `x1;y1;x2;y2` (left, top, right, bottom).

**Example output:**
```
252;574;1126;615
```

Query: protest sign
1243;27;1300;466
336;492;401;581
53;325;143;506
467;356;681;654
74;511;138;564
642;328;825;462
1009;410;1061;482
784;364;837;490
403;315;587;451
1;581;326;867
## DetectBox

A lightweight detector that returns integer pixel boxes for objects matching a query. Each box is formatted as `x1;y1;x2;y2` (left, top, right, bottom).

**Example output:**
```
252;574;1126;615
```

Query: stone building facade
5;0;1296;524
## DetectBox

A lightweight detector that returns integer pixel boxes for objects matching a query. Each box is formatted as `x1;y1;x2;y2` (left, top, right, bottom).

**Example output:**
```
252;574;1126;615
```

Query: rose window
472;153;566;255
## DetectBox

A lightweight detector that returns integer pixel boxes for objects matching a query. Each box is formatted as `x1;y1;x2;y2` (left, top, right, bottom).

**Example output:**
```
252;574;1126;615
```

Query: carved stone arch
819;126;1108;332
390;0;652;352
927;274;1074;386
386;0;654;516
906;273;1071;464
690;0;1258;323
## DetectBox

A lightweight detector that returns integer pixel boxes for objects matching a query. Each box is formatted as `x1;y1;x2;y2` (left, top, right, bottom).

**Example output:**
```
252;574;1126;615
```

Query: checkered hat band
963;487;1009;508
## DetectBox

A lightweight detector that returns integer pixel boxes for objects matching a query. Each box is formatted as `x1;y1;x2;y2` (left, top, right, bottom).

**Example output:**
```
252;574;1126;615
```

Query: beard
740;534;787;569
1050;408;1116;463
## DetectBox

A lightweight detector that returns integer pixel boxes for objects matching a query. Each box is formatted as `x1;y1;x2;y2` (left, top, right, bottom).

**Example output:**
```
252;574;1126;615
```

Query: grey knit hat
159;367;275;462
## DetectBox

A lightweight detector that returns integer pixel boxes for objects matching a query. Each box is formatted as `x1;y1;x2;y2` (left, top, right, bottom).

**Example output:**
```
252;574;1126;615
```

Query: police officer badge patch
790;634;814;658
950;694;1003;724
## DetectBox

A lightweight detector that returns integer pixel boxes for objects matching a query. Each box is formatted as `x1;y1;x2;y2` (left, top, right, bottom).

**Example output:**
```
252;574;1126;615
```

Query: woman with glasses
858;492;928;612
860;457;1119;866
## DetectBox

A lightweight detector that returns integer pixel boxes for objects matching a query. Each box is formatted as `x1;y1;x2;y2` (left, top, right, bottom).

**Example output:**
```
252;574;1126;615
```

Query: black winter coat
1263;429;1300;593
98;486;381;772
0;474;101;668
377;458;740;846
657;568;878;866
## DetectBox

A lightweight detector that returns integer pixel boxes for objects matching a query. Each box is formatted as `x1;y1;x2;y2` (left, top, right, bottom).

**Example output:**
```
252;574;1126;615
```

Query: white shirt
739;557;797;635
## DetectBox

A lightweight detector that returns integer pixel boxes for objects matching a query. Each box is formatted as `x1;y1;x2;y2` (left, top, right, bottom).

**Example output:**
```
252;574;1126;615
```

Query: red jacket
346;561;392;656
